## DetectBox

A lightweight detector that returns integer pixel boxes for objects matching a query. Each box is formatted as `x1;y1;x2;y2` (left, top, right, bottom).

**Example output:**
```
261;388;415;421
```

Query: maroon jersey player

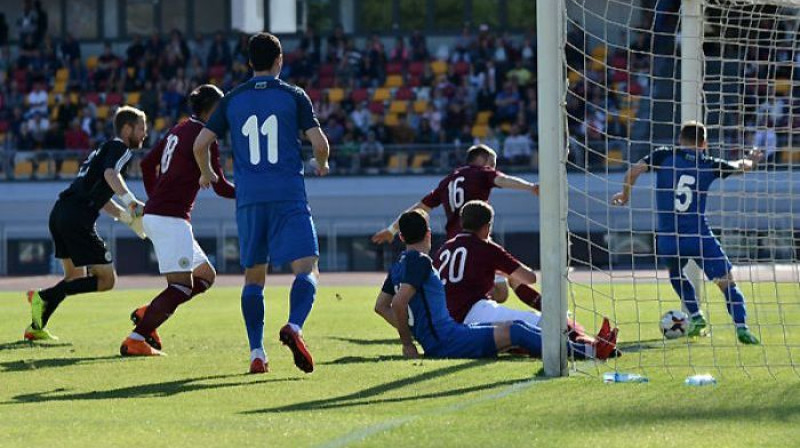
120;85;235;357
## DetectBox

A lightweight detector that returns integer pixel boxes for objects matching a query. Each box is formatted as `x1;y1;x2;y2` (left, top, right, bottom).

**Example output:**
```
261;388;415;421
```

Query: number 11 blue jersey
642;147;738;236
206;75;320;207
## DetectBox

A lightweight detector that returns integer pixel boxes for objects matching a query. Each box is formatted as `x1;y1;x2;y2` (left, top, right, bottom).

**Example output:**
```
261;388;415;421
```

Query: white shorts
463;299;541;328
142;214;209;274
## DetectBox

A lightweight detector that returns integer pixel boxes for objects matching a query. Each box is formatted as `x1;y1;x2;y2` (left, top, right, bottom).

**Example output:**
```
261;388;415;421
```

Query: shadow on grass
5;374;300;404
0;341;73;351
327;337;397;346
244;359;531;414
321;355;406;365
617;338;680;354
0;355;120;372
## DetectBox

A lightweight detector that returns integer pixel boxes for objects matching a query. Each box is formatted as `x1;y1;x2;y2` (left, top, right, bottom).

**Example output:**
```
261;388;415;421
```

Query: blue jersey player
612;121;762;344
379;209;618;360
193;33;331;373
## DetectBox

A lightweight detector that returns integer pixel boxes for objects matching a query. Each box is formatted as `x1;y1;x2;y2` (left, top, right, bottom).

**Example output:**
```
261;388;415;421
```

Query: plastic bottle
603;372;649;383
685;374;717;386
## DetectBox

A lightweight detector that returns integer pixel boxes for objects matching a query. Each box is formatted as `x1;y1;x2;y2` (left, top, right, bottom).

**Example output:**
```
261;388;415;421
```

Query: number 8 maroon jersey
420;165;500;239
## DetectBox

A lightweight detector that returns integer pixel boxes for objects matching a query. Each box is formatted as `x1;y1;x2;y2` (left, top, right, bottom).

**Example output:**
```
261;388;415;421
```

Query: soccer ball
660;310;689;339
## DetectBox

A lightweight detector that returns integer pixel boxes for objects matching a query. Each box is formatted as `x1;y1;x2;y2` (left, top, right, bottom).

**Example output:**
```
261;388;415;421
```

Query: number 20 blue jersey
642;147;738;236
205;75;320;207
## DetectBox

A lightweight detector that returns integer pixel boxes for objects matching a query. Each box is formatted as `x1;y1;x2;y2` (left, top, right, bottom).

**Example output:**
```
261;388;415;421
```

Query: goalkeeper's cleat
119;337;165;356
27;290;47;331
737;327;760;345
249;357;269;374
594;327;619;360
687;314;709;338
23;325;59;341
279;324;314;374
130;306;163;350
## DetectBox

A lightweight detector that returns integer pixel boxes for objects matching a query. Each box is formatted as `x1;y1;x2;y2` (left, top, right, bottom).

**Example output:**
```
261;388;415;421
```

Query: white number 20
438;247;468;285
674;174;696;212
241;114;278;165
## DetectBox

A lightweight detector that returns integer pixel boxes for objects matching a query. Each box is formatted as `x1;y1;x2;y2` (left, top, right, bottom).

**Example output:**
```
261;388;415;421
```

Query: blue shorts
423;324;497;359
236;201;319;268
657;234;732;281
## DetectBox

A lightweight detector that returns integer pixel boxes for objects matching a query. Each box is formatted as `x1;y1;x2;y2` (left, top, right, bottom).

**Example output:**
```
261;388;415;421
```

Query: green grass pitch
1;283;799;447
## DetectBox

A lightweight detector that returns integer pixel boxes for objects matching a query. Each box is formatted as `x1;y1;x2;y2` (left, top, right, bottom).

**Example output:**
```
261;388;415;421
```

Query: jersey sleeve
297;89;320;132
103;142;132;173
381;272;395;295
421;179;446;208
140;137;166;197
709;157;739;179
205;97;229;137
210;142;236;199
488;168;502;189
401;252;433;290
639;147;672;171
489;242;522;275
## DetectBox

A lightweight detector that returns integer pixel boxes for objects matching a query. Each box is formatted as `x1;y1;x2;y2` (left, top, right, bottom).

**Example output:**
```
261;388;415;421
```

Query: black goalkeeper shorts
49;199;111;267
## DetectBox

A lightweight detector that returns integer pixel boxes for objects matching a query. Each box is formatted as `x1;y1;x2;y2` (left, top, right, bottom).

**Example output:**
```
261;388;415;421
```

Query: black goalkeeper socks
38;277;99;327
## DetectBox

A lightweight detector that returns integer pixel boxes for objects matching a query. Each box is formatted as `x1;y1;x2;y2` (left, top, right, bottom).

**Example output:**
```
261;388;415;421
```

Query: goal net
559;0;800;378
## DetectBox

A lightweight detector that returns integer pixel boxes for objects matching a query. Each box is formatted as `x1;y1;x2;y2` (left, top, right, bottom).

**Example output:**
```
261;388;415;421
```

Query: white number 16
241;114;278;165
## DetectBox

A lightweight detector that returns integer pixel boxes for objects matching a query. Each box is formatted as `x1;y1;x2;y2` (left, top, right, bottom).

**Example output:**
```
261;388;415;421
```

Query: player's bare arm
510;265;537;286
727;149;764;174
193;127;219;188
104;168;144;216
372;202;433;244
611;160;649;206
102;200;125;220
306;126;331;176
494;173;539;196
392;283;420;359
374;291;398;329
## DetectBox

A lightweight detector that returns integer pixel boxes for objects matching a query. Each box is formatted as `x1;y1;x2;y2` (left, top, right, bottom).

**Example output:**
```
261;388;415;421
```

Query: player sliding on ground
378;209;618;360
194;32;331;374
371;144;542;306
120;85;235;356
25;106;148;341
612;121;762;344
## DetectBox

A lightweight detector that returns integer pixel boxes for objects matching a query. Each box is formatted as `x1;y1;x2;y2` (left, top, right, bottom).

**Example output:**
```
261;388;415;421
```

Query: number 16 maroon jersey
420;165;500;239
141;117;235;220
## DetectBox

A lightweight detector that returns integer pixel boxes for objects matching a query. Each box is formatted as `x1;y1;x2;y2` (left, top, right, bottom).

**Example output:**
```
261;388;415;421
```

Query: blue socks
288;273;317;329
668;263;700;316
722;283;748;326
241;284;265;351
508;321;543;358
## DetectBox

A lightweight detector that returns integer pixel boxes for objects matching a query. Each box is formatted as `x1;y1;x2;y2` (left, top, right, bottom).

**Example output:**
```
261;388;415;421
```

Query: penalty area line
315;377;544;448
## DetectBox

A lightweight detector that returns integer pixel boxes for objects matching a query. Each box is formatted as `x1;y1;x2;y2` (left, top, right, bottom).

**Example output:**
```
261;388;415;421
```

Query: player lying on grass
194;33;331;374
120;85;235;356
375;200;609;350
377;209;618;360
25;106;148;341
371;144;542;305
612;120;762;344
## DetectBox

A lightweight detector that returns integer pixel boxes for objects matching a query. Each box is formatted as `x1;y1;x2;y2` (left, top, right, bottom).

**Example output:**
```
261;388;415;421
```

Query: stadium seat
60;159;80;178
85;92;101;105
14;69;28;86
318;76;335;89
567;69;582;85
319;64;336;78
454;61;470;76
307;88;322;103
351;88;369;103
471;125;489;138
389;101;409;114
208;65;226;81
96;105;110;119
127;67;135;78
386;62;404;75
407;76;421;87
373;88;391;102
35;160;54;179
0;121;9;133
53;81;67;94
776;78;792;96
410;153;432;171
394;87;414;101
476;111;492;125
368;101;385;115
154;117;167;132
55;68;69;82
617;108;634;126
14;160;34;179
328;88;345;103
69;92;80;104
50;107;59;121
500;123;512;133
607;149;625;167
86;56;99;71
780;149;800;164
106;92;123;106
126;91;141;105
385;75;403;88
431;60;448;76
408;61;425;77
413;100;428;114
386;153;409;173
384;113;400;126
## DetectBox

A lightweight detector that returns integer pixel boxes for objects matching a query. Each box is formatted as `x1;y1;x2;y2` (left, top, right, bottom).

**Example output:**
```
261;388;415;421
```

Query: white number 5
241;114;278;165
674;174;696;212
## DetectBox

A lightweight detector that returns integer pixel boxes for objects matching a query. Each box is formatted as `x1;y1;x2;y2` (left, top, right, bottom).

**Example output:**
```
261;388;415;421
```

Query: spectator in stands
415;118;439;145
323;117;344;145
337;131;360;173
232;32;250;66
390;37;409;64
95;42;121;90
503;124;533;166
341;40;363;87
474;127;500;152
55;94;77;129
6;81;25;111
15;122;36;151
188;32;208;68
754;119;778;167
34;1;47;44
520;37;535;68
507;60;532;87
145;31;164;61
0;13;8;48
26;82;47;118
60;33;81;65
370;114;391;144
43;120;64;150
207;31;231;69
64;118;90;151
444;102;467;141
139;80;159;121
475;78;495;112
360;130;384;169
422;103;443;136
16;0;38;45
391;114;416;145
162;80;184;119
410;30;428;62
350;101;371;134
164;29;190;75
495;80;521;124
328;24;347;52
18;34;39;69
27;111;49;146
126;34;145;67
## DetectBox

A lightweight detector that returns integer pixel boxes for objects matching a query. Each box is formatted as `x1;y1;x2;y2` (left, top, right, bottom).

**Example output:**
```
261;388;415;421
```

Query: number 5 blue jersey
642;147;738;236
205;75;320;207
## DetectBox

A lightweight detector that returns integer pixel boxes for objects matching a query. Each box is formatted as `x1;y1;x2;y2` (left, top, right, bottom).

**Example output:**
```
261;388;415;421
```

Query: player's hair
399;209;429;245
460;200;494;232
679;121;707;147
113;106;146;136
466;144;497;164
189;84;224;117
249;32;282;71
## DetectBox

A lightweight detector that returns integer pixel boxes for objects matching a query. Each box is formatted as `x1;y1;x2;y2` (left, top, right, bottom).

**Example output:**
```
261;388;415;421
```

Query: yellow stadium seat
431;60;448;76
36;160;54;178
327;88;345;103
384;113;399;127
780;148;800;164
53;81;67;94
127;67;135;77
50;107;59;121
126;91;141;105
567;69;582;85
471;125;489;138
86;56;99;71
14;160;34;179
413;100;428;114
96;105;110;120
372;88;391;102
410;153;432;169
500;123;512;133
476;111;492;125
617;108;634;126
60;159;80;178
47;93;57;107
386;153;409;173
55;68;69;82
70;92;80;104
591;45;607;62
385;74;403;88
607;149;624;167
389;101;408;114
776;79;792;96
154;117;167;132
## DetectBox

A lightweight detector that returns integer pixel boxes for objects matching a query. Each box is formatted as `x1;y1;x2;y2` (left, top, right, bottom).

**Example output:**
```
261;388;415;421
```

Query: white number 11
241;114;278;165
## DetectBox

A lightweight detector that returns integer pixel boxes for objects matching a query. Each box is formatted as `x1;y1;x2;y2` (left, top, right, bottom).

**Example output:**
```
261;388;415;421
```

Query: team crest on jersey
179;257;191;269
255;81;267;89
104;251;112;262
